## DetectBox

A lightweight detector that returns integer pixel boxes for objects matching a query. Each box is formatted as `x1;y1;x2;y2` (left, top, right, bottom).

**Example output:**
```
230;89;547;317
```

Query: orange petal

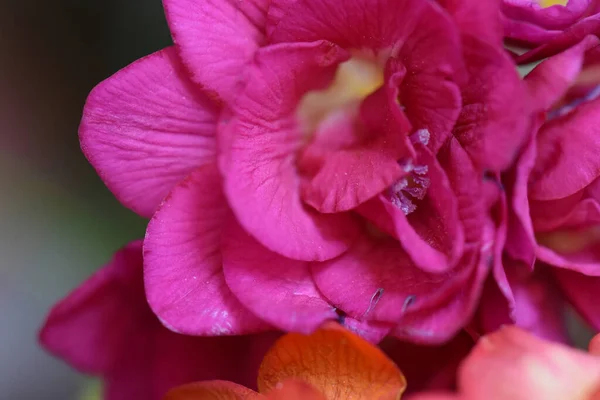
459;326;600;400
590;334;600;356
164;380;264;400
265;379;327;400
257;322;406;400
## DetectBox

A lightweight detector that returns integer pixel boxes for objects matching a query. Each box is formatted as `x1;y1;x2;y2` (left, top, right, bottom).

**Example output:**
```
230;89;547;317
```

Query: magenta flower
478;35;600;341
79;0;528;344
39;241;279;400
503;0;600;46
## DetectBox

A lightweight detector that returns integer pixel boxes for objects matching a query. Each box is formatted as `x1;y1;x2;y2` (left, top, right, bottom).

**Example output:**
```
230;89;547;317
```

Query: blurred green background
0;1;170;397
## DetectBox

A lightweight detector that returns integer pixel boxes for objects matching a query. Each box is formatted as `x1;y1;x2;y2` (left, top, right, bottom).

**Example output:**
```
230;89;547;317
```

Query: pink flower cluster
40;0;600;398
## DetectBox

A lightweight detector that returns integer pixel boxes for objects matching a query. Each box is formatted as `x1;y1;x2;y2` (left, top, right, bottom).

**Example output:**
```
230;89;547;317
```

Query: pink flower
409;326;600;400
39;243;476;399
39;241;279;400
80;0;528;343
503;0;600;46
478;36;600;341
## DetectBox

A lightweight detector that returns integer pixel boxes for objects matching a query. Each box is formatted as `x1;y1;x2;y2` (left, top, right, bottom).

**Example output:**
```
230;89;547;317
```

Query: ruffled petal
219;41;361;261
517;13;600;64
529;97;600;200
164;381;263;400
164;0;270;101
312;235;448;324
221;220;337;333
80;47;219;218
554;268;600;330
265;380;326;400
257;323;406;399
144;164;268;335
39;241;145;374
459;326;600;400
525;36;599;111
393;242;492;344
537;243;600;276
453;37;529;171
299;61;412;213
40;241;276;400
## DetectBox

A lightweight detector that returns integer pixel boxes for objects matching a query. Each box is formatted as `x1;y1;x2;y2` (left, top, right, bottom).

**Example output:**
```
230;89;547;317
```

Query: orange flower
410;328;600;400
164;322;406;400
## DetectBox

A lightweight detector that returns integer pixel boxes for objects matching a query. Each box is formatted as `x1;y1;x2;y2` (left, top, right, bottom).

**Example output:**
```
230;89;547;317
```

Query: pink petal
340;318;394;343
144;164;268;335
358;143;464;274
221;220;337;334
219;41;360;262
39;241;145;374
163;0;269;101
299;61;412;213
525;36;599;111
439;0;504;45
510;269;569;343
40;241;278;400
393;224;494;345
459;326;600;400
312;235;447;324
268;0;466;88
590;333;600;354
517;13;600;64
80;47;219;218
454;37;529;171
268;0;427;50
537;244;600;276
532;194;600;232
529;97;600;200
504;131;537;268
554;268;600;330
400;70;462;154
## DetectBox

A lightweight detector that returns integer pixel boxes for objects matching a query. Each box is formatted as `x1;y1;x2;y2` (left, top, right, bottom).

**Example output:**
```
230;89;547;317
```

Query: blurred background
0;1;170;398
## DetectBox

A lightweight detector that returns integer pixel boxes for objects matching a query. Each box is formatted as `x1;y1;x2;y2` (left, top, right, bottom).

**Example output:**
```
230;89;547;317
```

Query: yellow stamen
540;0;568;8
297;56;384;137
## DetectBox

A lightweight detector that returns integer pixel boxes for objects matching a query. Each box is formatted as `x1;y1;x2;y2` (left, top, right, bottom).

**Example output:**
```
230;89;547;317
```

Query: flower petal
39;241;145;374
554;268;600;330
144;164;268;335
312;235;447;324
537;243;600;276
265;380;326;400
164;381;263;400
358;142;465;274
163;0;269;101
393;245;491;344
517;13;600;64
219;41;361;261
257;323;407;399
221;220;337;334
299;61;412;213
453;37;529;171
80;47;219;218
590;334;600;355
459;326;600;400
39;241;276;400
525;36;599;111
529;97;600;200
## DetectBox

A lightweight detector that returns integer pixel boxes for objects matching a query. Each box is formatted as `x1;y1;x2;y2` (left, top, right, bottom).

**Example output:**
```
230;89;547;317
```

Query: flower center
539;0;568;7
297;56;384;138
388;130;431;215
537;226;600;254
